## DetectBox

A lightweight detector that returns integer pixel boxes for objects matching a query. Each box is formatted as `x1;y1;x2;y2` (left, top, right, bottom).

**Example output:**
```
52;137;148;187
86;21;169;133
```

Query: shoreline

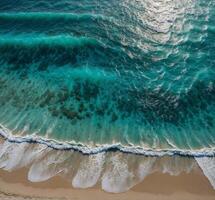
1;125;215;157
0;167;214;200
0;128;215;199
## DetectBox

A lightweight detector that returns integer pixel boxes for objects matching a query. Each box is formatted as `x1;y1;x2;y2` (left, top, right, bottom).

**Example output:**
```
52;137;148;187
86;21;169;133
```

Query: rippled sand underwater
0;0;214;192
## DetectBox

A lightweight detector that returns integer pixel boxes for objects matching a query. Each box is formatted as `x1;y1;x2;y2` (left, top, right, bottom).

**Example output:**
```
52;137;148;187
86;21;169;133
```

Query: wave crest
0;12;108;22
0;34;100;49
0;124;214;157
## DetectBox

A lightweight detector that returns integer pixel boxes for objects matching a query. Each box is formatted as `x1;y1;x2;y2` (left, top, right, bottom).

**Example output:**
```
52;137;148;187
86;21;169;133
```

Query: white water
72;153;105;188
0;124;214;157
196;157;215;189
0;125;214;192
28;150;71;182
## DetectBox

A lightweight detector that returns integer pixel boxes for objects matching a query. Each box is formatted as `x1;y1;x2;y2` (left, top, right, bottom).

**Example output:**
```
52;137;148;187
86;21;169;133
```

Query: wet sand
0;167;214;200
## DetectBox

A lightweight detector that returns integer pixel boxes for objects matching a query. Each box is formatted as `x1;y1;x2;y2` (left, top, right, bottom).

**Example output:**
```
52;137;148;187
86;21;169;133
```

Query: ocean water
0;0;215;192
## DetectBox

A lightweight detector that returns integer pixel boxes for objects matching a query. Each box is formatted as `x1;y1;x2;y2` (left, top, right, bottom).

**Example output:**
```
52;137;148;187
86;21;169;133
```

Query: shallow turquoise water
0;0;215;151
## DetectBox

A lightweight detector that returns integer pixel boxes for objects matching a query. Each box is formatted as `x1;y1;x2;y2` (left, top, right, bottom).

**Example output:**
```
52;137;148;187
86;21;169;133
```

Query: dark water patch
113;79;215;126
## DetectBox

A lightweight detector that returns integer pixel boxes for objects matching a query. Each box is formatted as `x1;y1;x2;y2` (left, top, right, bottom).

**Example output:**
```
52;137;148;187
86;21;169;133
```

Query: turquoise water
0;0;215;152
0;0;215;193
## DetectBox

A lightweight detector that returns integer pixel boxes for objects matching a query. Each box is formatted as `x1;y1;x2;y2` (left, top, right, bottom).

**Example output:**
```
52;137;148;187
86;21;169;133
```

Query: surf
0;128;214;192
0;124;214;157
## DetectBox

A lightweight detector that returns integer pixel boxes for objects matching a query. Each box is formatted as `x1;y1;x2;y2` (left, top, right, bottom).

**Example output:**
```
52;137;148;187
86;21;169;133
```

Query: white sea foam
138;157;156;180
0;124;214;157
0;142;31;171
153;156;197;176
101;155;135;193
28;150;70;182
196;157;215;189
72;153;105;188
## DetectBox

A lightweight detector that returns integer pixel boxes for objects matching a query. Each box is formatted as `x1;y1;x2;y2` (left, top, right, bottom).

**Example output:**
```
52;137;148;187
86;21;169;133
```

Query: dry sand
0;167;214;200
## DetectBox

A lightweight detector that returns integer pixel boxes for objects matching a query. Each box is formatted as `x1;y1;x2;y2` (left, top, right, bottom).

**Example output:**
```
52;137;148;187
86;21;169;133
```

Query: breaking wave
0;124;214;157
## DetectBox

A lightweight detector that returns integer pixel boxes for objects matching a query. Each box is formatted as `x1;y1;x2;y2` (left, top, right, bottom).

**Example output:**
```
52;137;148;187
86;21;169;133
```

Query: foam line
0;124;214;157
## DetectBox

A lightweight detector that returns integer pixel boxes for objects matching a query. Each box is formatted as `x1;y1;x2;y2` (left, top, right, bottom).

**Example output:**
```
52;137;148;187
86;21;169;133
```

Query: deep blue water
0;0;215;151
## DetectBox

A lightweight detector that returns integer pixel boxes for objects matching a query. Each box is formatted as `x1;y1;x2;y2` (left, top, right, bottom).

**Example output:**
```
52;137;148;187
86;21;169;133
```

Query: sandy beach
0;167;214;200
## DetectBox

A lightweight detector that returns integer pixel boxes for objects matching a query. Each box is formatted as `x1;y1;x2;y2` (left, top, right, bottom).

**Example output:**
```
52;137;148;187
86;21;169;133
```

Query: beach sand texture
0;167;214;200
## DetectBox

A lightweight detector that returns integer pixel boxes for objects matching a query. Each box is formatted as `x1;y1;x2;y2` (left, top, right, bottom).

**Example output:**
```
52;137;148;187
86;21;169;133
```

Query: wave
0;34;100;49
0;12;109;22
0;124;214;157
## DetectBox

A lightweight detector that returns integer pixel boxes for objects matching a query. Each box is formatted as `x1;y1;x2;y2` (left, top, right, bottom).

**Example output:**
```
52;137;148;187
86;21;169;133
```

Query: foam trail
138;157;156;180
154;156;197;176
72;153;105;188
0;141;15;169
0;142;30;170
196;157;215;189
0;141;49;171
101;155;135;193
28;150;71;182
